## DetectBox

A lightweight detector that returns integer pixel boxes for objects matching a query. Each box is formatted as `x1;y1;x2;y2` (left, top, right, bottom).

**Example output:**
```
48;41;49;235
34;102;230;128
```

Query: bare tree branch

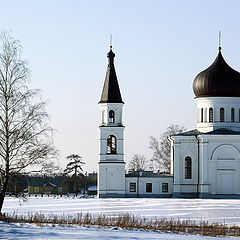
0;30;57;212
149;124;186;173
128;154;149;172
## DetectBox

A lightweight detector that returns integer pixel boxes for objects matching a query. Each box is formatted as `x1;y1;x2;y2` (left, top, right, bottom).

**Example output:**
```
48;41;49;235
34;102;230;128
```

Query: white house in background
98;45;240;198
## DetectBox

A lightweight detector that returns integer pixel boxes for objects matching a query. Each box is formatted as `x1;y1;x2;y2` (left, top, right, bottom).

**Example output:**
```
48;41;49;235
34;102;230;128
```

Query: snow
3;197;240;225
2;197;240;239
0;221;235;240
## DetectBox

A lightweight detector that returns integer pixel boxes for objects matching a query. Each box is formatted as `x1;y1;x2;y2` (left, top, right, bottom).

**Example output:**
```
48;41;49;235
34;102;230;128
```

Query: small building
125;171;173;197
27;176;68;195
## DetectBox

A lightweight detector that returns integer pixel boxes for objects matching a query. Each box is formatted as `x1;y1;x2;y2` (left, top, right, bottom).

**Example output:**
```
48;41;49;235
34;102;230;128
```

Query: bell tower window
107;135;117;154
209;108;213;122
109;110;115;123
220;108;224;122
231;108;235;122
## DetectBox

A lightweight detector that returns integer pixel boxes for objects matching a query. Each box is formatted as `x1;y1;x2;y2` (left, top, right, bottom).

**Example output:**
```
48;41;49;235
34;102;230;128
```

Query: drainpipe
137;171;139;198
195;135;200;198
169;136;174;197
169;136;174;177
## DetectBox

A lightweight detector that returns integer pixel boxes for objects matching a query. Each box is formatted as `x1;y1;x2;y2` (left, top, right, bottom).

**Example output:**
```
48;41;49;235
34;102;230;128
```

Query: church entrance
211;145;240;195
217;170;235;194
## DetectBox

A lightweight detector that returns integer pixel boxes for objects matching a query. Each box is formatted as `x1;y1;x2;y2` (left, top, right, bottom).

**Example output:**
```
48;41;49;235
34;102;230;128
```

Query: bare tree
149;124;186;173
0;31;56;212
40;160;61;176
64;154;85;196
128;154;149;172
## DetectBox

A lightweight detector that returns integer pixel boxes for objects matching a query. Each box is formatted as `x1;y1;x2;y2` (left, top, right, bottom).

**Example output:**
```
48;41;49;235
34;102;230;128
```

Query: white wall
98;102;126;197
98;163;126;197
125;176;173;196
171;133;240;197
196;97;240;132
170;136;199;196
99;103;124;126
199;135;240;195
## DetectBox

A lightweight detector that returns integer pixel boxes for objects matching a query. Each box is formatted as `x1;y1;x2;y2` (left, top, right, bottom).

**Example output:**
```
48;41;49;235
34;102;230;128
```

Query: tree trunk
0;175;9;213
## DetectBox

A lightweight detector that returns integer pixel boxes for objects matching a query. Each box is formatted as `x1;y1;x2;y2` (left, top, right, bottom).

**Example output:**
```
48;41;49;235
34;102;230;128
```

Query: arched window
209;108;213;122
107;135;116;154
201;108;204;122
109;110;115;123
185;156;192;179
220;108;224;122
231;108;235;122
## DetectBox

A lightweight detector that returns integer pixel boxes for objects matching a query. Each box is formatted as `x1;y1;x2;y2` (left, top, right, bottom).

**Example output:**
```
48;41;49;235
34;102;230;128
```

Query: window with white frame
109;110;115;123
220;107;224;122
146;183;152;193
107;135;117;154
185;156;192;179
162;183;168;192
231;108;235;122
129;182;136;192
209;108;213;122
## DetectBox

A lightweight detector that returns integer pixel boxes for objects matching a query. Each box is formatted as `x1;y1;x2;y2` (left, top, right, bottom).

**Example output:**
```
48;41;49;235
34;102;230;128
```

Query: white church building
98;45;240;198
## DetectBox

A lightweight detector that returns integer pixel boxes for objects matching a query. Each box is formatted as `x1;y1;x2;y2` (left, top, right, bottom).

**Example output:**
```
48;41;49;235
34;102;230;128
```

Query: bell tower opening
109;110;115;123
107;135;117;154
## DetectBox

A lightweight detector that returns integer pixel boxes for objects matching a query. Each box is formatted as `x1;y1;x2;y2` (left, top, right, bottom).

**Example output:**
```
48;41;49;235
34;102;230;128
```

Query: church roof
126;171;172;178
193;49;240;98
99;48;124;104
172;129;201;136
204;128;240;135
172;128;240;136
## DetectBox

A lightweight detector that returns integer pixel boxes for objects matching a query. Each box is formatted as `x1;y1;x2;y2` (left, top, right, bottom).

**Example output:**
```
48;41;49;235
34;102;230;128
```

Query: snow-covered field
3;197;240;225
2;197;240;239
0;221;235;240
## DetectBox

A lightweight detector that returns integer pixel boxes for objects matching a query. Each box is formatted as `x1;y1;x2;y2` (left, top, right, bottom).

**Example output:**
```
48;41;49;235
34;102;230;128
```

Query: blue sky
1;0;240;172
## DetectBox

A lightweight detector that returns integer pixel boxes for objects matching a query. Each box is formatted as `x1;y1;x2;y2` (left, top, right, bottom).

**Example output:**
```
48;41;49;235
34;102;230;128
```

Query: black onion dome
99;48;124;104
193;50;240;98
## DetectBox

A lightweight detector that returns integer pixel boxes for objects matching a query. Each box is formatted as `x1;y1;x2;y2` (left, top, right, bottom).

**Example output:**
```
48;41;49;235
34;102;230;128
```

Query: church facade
170;47;240;198
98;46;240;198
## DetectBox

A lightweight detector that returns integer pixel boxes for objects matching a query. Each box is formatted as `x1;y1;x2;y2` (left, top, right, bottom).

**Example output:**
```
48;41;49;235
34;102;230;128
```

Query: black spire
99;47;124;104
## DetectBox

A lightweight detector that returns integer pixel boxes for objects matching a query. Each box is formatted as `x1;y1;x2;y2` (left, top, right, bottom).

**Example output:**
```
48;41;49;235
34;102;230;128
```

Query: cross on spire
218;31;222;51
110;34;112;50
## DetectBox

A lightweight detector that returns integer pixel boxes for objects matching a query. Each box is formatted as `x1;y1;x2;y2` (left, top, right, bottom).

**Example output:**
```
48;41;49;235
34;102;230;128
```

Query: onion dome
99;47;124;104
193;48;240;98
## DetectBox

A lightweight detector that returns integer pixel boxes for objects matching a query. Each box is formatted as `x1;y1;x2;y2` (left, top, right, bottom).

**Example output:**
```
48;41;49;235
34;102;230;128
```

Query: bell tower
98;46;125;198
